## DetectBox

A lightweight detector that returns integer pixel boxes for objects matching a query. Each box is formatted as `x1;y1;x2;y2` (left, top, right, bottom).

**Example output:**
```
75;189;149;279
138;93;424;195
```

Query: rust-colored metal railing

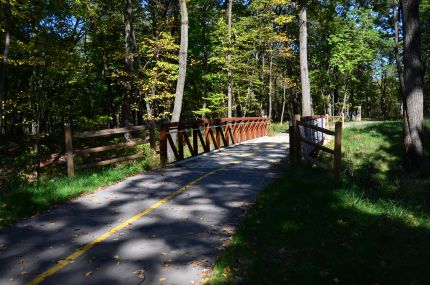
160;117;270;167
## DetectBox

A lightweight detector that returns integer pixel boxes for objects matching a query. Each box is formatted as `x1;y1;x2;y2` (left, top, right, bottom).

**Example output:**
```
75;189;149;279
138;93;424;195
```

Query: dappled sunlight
0;135;289;285
205;122;430;285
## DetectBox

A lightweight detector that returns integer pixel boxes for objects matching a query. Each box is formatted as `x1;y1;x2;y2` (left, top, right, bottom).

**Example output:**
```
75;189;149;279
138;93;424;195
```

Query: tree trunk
0;0;11;134
227;0;233;118
401;0;425;174
268;45;273;118
380;69;387;120
122;0;137;128
280;82;286;124
168;0;188;161
393;0;405;95
171;0;188;122
298;0;311;116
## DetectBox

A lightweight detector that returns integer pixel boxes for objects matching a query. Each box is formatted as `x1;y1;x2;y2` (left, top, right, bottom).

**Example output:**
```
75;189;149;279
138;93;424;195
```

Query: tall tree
298;0;311;116
171;0;189;122
122;0;137;127
0;0;11;133
393;0;405;95
227;0;233;117
401;0;425;174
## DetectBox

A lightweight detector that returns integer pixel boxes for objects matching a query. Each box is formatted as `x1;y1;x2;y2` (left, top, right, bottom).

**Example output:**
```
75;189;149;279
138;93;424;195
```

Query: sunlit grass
0;146;158;228
268;122;289;136
204;120;430;284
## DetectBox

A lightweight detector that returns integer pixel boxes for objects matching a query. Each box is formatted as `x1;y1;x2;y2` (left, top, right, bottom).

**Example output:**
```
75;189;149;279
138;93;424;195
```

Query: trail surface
0;134;288;285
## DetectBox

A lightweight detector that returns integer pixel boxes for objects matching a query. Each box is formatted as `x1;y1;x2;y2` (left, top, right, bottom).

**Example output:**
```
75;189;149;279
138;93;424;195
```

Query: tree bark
268;45;273;118
122;0;137;128
0;0;11;133
227;0;233;117
298;0;311;116
171;0;188;122
380;69;387;120
393;0;405;95
280;81;286;124
168;0;188;161
401;0;425;174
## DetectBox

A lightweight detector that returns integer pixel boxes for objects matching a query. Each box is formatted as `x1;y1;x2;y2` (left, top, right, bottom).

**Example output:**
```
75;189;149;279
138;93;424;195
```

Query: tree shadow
209;166;430;284
340;121;430;219
0;137;289;285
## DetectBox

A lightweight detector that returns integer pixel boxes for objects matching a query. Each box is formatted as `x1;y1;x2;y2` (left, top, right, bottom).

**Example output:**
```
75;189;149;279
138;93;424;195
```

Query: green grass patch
204;120;430;284
268;122;289;136
0;146;158;228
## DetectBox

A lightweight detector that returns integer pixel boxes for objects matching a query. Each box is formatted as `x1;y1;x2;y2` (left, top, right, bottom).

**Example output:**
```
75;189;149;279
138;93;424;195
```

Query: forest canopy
0;0;429;136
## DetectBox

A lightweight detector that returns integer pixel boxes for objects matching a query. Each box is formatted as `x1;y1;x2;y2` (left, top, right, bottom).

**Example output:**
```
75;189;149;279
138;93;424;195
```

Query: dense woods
0;0;428;172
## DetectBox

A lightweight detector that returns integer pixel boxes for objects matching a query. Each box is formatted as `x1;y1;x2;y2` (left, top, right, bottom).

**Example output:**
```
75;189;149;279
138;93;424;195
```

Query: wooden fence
160;117;270;167
64;124;151;176
325;113;345;128
64;117;270;176
290;115;343;184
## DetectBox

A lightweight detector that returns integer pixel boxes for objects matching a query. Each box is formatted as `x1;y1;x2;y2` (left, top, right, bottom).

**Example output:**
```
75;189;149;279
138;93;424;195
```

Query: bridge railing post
160;123;168;168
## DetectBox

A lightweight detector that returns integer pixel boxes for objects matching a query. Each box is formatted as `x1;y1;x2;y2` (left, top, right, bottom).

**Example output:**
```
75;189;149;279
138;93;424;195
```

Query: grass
268;122;289;136
204;120;430;284
0;145;158;228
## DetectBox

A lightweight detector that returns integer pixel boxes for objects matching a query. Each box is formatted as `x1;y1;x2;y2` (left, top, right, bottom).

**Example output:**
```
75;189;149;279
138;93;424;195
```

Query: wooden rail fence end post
334;121;343;185
293;114;301;162
64;123;75;177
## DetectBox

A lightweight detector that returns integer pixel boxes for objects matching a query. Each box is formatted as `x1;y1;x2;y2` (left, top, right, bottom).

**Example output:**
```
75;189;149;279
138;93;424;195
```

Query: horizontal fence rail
290;115;343;184
160;117;270;167
64;124;152;177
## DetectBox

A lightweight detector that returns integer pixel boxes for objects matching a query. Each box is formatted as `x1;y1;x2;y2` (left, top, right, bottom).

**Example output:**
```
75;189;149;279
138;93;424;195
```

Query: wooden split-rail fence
64;117;270;176
290;114;343;184
64;124;151;177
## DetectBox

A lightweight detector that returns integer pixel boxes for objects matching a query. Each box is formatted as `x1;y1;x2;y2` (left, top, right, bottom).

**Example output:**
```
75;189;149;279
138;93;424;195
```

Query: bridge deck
0;134;288;285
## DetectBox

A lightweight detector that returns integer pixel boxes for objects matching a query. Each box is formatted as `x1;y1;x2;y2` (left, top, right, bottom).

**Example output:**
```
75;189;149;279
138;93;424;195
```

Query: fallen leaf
163;259;172;267
160;277;166;282
85;271;92;277
133;269;146;280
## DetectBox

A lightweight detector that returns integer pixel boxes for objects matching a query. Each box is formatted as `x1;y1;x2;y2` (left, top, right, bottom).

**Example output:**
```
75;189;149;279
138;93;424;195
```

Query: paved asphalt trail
0;134;288;285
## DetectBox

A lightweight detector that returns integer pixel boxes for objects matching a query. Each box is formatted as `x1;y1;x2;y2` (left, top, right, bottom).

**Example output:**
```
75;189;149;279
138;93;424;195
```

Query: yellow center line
27;149;259;285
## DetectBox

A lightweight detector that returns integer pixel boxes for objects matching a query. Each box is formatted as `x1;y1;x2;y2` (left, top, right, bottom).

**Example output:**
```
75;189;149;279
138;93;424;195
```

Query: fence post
293;114;301;162
334;122;343;185
289;119;294;158
178;126;184;160
64;123;75;177
357;106;362;122
160;123;168;168
148;119;156;150
193;124;199;155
